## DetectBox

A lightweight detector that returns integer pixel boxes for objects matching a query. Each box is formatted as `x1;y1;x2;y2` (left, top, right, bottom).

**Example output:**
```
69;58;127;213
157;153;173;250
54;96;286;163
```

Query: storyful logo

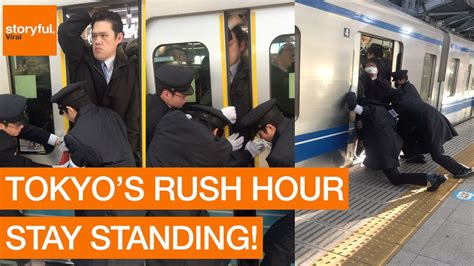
3;5;57;56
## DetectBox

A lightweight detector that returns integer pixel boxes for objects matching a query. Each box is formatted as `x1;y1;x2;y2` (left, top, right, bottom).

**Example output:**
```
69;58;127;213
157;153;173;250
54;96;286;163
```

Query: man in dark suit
58;9;139;155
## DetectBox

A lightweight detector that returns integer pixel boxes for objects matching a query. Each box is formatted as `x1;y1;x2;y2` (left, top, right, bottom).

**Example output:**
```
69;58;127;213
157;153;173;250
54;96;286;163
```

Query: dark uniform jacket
0;124;53;167
146;93;172;148
390;93;458;154
58;11;139;152
146;109;230;266
267;118;295;167
400;81;422;101
230;58;252;141
65;103;135;167
1;125;53;266
389;84;422;154
147;110;251;167
67;105;144;266
359;98;402;170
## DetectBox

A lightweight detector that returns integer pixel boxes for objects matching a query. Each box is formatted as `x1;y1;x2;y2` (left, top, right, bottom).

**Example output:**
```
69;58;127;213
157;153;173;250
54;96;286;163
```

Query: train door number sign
451;190;473;201
344;28;350;38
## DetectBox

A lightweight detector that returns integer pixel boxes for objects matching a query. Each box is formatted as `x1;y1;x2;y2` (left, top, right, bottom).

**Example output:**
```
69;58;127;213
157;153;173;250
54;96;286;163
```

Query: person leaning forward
0;94;62;167
51;81;135;168
147;105;247;266
241;99;295;266
0;94;64;266
51;82;145;266
146;64;194;148
58;9;139;154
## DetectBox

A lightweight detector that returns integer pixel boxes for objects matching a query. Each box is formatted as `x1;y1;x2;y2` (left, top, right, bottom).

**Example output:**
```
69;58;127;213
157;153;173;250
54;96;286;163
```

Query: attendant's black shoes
453;168;473;179
405;155;426;164
427;174;448;192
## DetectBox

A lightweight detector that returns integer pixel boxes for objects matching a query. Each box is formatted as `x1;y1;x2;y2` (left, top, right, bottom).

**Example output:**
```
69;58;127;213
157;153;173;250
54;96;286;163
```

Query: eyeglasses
172;92;187;99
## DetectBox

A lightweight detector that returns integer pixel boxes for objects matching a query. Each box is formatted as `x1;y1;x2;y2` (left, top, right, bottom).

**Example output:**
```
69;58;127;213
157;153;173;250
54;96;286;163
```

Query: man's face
0;122;24;137
228;31;244;66
257;125;276;142
91;21;123;61
161;90;188;109
394;78;406;88
279;44;295;70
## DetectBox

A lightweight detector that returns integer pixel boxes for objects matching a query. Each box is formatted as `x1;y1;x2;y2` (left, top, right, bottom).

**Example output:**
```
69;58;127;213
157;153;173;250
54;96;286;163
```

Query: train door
223;5;294;167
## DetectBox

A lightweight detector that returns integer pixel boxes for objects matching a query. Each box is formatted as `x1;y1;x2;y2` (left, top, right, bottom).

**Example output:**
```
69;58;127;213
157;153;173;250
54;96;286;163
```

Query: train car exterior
295;0;473;167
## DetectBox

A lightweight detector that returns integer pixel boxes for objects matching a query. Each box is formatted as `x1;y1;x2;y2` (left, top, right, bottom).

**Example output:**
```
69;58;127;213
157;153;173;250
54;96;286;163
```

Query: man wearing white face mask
360;62;392;103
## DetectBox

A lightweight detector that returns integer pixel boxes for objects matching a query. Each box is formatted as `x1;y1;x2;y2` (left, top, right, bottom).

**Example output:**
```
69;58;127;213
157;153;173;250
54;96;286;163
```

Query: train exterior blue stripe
441;97;474;115
297;0;443;46
297;0;474;53
295;125;349;162
296;98;473;163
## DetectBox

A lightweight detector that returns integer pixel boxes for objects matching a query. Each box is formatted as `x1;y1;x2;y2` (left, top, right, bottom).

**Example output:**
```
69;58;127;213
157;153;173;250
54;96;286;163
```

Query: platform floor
296;118;474;265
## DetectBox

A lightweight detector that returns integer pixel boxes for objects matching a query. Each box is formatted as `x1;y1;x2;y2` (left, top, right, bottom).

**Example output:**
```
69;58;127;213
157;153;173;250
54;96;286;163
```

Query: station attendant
146;65;194;148
0;94;62;167
390;69;426;164
346;91;448;191
241;99;295;266
388;90;473;179
51;82;145;266
51;81;135;167
147;105;261;266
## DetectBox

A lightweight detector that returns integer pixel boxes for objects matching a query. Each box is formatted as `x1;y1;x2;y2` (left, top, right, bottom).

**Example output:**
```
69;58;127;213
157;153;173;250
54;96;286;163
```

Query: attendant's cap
391;70;409;80
190;105;231;129
51;81;90;113
0;94;28;124
241;99;284;131
155;65;194;96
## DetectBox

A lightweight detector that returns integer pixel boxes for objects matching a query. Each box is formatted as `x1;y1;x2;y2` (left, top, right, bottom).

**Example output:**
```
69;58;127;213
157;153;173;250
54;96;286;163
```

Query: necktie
101;62;110;84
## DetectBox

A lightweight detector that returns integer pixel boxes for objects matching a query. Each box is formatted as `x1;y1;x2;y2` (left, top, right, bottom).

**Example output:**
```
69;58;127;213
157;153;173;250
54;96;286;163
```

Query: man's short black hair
91;9;123;36
230;26;248;45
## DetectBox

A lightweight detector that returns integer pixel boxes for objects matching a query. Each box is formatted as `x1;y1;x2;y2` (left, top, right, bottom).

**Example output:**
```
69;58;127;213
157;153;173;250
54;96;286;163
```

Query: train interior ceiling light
381;0;474;40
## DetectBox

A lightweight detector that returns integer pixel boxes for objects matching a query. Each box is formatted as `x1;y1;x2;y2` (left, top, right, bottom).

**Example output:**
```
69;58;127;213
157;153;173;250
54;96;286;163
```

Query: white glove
221;106;237;124
227;133;244;151
245;139;266;158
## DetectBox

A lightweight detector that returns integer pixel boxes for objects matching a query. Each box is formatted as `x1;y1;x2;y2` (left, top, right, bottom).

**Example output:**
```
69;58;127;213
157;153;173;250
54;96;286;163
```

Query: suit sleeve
58;11;91;70
19;124;53;147
124;65;140;152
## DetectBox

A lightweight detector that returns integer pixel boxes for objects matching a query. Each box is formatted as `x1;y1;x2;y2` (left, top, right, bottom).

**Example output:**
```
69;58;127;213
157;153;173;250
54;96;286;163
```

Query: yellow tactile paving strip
312;144;474;265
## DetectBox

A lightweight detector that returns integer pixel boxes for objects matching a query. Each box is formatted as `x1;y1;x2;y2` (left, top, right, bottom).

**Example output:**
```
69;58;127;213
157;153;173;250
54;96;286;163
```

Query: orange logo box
3;5;57;56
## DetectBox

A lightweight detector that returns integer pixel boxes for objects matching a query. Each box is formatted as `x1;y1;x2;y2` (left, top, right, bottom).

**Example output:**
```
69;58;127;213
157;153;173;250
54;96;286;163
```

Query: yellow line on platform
312;144;474;265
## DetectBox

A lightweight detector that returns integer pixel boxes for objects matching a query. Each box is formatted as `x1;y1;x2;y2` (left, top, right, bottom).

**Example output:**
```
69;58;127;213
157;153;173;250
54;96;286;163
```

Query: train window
359;34;396;81
269;34;295;119
153;42;212;106
466;64;472;91
420;54;436;101
8;56;54;154
447;58;460;96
